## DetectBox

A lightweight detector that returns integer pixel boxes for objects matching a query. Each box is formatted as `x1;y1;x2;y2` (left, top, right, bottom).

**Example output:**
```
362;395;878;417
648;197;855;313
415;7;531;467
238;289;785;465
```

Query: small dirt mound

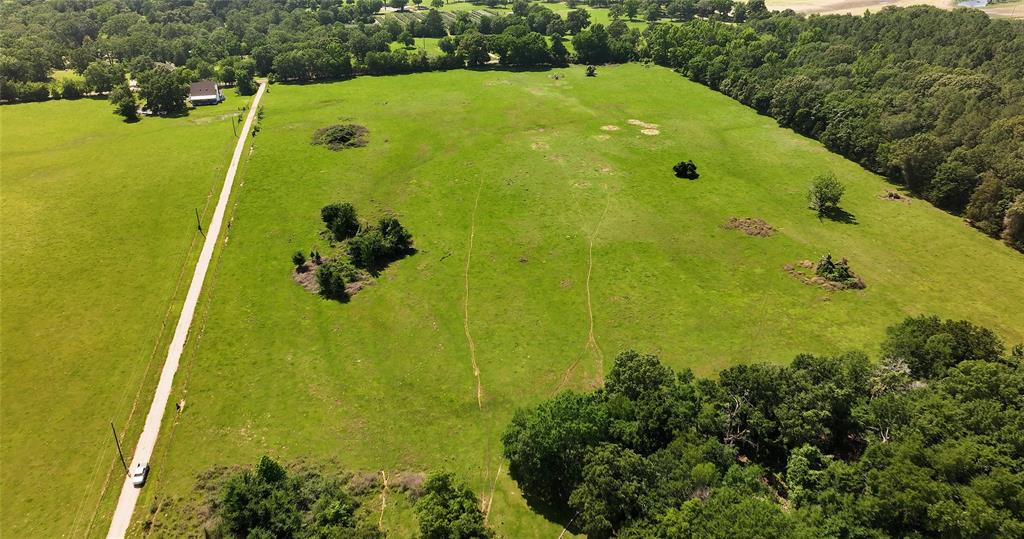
784;257;866;291
312;124;368;150
627;119;658;129
641;128;660;136
601;125;620;131
724;217;775;237
880;190;910;204
292;263;321;292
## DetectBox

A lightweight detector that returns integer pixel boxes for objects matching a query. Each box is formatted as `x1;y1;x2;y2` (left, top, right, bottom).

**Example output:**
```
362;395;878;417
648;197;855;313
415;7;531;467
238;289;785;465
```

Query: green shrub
291;250;306;268
316;258;359;299
321;202;360;240
312;124;369;151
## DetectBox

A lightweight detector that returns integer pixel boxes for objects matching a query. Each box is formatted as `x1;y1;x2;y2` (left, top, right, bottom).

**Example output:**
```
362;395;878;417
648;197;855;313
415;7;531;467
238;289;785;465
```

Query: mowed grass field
134;64;1024;537
0;94;250;537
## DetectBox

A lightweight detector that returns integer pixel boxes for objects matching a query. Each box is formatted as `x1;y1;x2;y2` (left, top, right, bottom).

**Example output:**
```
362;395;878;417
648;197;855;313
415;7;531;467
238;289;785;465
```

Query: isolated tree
414;472;494;539
586;65;597;76
109;82;139;121
807;173;845;215
321;202;360;240
137;68;188;115
389;0;408;10
292;250;307;268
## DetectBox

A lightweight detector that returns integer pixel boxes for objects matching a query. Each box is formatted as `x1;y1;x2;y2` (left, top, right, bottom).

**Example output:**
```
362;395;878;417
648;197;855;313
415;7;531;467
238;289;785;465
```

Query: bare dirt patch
600;125;620;131
724;217;776;237
531;141;549;150
627;119;659;129
292;260;372;297
879;190;911;204
640;128;660;136
292;263;320;292
593;134;611;141
783;259;866;291
560;278;574;288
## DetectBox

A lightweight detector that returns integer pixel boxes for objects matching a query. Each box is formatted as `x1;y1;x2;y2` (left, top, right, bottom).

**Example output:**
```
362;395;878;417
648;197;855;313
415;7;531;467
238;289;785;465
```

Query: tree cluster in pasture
502;316;1024;538
301;203;414;301
214;456;382;539
210;457;493;539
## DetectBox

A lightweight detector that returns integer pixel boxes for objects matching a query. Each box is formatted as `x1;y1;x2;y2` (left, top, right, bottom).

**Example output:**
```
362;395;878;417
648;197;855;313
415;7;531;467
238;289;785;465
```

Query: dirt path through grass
105;81;267;539
462;179;485;409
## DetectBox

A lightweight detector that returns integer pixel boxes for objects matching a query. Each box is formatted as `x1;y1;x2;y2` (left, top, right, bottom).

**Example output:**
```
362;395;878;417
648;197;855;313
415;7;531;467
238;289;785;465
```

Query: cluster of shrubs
814;253;857;285
673;160;699;179
208;456;492;539
291;203;413;301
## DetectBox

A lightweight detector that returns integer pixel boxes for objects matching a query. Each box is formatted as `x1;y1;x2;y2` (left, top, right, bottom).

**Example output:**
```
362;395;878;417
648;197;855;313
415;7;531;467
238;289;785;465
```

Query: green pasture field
132;64;1024;537
389;36;445;55
0;93;251;537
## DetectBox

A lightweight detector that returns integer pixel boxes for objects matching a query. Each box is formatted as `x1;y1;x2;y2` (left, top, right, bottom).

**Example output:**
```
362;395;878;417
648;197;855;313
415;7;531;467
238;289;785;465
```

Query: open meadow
130;64;1024;536
0;93;251;537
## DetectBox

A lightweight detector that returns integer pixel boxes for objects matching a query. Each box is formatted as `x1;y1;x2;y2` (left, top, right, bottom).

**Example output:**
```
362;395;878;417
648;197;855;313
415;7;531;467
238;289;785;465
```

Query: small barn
189;80;224;106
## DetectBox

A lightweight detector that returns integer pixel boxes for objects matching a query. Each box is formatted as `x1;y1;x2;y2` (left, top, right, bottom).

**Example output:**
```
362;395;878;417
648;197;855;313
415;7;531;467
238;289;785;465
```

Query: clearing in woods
48;64;1024;537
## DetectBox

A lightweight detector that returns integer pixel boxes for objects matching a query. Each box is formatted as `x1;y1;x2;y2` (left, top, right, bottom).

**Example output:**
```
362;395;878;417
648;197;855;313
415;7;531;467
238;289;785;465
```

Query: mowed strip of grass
0;94;250;538
139;64;1024;537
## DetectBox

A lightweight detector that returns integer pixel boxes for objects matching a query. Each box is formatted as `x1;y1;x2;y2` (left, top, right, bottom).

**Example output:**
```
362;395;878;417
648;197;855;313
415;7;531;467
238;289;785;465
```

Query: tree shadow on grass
519;494;581;536
819;207;858;224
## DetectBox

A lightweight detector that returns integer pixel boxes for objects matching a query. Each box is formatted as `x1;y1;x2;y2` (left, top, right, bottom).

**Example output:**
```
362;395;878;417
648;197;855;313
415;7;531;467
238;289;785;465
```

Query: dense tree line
2;0;1020;248
642;7;1024;250
503;315;1024;537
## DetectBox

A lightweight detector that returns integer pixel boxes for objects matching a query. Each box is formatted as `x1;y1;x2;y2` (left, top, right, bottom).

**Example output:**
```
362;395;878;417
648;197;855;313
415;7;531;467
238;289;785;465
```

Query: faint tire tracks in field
553;191;610;393
463;179;484;409
483;464;502;523
378;470;390;527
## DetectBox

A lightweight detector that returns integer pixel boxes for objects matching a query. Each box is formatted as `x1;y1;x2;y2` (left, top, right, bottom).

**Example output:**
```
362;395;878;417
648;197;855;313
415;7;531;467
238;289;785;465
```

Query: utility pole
111;422;129;476
195;208;205;238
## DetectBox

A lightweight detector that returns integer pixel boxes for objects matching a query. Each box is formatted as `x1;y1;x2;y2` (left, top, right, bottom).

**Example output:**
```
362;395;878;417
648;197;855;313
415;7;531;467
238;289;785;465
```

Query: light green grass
51;68;85;82
0;94;251;538
134;64;1024;537
389;36;445;55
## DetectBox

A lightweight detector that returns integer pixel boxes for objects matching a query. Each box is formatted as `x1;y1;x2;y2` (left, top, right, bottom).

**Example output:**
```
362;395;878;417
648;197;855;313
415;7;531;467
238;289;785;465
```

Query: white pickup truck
130;463;149;488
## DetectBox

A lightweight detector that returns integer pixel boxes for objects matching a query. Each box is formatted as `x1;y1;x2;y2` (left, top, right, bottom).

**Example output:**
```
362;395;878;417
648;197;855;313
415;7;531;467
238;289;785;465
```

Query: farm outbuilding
189;80;224;106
